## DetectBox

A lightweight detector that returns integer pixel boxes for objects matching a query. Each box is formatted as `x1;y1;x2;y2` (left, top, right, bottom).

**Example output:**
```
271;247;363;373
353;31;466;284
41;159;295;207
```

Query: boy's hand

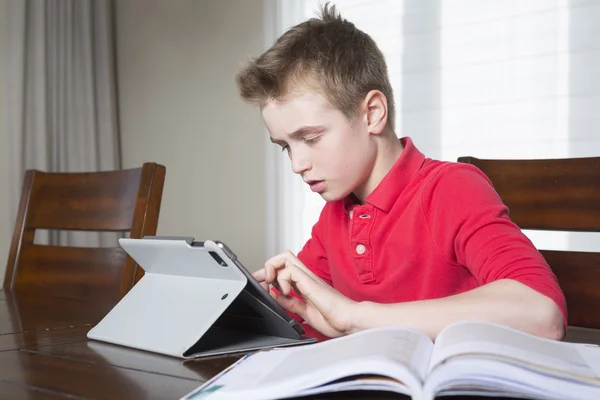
253;251;358;338
253;273;278;300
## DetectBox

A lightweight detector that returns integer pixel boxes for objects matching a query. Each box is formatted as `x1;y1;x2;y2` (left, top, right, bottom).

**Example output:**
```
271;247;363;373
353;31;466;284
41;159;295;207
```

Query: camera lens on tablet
209;251;228;267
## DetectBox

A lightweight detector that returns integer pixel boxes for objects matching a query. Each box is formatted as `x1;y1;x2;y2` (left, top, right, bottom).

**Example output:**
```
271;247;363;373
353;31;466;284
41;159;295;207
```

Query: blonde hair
236;3;395;129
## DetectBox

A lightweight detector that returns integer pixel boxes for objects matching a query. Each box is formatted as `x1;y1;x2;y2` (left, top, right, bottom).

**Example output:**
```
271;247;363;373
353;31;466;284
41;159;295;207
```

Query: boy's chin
319;190;346;202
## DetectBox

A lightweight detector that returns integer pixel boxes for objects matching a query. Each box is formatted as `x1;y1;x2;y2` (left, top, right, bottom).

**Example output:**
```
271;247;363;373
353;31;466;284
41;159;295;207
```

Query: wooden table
0;289;598;399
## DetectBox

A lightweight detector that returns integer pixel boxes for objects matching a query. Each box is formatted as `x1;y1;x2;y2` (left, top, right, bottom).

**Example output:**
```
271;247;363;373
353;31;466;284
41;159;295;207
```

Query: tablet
215;241;303;332
87;236;315;359
189;239;306;338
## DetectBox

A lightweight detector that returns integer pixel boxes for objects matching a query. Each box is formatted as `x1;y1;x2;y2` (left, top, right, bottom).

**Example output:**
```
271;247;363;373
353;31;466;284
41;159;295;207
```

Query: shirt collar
346;137;425;213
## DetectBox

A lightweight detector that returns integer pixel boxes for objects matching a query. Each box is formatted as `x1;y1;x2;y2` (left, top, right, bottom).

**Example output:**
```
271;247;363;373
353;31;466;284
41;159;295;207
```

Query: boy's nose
290;152;311;175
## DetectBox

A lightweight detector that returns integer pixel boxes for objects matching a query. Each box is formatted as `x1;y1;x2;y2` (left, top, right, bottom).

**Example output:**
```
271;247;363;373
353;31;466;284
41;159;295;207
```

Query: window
266;0;600;256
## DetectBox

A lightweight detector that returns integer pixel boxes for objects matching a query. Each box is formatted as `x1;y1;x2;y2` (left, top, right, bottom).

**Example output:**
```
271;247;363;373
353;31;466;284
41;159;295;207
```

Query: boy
236;4;566;340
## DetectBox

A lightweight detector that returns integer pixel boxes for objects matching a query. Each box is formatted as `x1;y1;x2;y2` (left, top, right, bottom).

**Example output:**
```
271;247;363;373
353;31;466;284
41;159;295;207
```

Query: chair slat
541;250;600;329
14;244;127;302
27;169;142;231
458;157;600;232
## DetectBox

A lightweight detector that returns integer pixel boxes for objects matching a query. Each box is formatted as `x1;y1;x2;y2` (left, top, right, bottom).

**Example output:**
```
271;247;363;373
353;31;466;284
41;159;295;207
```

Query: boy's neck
352;135;404;204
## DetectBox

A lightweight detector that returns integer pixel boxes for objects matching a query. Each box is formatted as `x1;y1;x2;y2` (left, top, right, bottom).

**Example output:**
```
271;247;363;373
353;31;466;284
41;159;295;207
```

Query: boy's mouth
305;180;326;193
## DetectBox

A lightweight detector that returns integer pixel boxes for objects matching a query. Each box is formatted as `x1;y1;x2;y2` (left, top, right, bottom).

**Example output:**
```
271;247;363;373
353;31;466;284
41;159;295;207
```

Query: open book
181;321;600;400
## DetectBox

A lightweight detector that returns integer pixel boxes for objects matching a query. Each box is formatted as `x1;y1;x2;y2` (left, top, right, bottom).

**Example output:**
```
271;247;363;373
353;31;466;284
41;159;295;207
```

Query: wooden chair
4;163;166;302
457;156;600;332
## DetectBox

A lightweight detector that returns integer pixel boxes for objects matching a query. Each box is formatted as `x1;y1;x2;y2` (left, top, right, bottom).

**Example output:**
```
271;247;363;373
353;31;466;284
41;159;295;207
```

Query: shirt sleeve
297;204;333;286
421;163;568;326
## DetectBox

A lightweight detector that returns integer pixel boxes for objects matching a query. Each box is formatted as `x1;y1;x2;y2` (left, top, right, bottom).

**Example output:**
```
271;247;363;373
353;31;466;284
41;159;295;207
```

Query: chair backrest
457;156;600;329
4;163;166;302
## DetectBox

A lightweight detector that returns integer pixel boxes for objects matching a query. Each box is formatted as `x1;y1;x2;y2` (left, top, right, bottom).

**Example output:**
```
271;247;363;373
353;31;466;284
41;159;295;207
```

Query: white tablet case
87;237;314;359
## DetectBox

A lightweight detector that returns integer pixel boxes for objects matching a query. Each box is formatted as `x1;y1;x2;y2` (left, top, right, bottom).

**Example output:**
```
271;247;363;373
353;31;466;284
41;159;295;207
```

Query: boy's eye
303;135;321;145
280;144;290;152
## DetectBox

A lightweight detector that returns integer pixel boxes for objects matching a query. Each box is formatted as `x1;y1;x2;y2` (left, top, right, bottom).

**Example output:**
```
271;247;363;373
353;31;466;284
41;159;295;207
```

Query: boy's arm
258;251;564;341
351;278;564;340
354;164;566;340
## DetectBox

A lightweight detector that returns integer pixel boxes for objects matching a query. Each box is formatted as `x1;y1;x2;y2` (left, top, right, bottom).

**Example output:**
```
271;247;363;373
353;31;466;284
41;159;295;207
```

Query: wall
116;0;269;270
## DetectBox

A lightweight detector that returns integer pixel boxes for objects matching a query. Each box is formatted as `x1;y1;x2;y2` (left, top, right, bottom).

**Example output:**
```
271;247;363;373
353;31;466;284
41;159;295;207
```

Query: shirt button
356;244;366;255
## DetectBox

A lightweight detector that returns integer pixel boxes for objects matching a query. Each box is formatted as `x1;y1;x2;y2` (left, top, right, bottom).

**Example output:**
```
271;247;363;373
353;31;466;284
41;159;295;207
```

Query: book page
262;327;432;384
185;327;433;399
429;321;599;379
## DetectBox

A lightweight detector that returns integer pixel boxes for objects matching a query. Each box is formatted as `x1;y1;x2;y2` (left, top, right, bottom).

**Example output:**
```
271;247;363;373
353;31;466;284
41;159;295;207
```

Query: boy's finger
264;251;300;275
272;280;283;293
253;268;266;281
275;293;307;320
264;253;288;272
278;274;293;296
283;253;322;282
265;264;277;283
270;251;322;284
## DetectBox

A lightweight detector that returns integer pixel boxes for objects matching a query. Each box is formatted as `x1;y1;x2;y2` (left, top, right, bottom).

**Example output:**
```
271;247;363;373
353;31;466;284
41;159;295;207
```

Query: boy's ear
364;90;388;135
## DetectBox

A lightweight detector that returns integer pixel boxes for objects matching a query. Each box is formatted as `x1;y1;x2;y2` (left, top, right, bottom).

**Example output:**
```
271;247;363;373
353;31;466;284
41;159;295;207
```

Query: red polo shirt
297;137;567;332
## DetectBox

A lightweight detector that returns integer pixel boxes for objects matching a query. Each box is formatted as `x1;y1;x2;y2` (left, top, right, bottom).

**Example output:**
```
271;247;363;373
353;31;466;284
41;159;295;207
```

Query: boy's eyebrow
270;125;326;144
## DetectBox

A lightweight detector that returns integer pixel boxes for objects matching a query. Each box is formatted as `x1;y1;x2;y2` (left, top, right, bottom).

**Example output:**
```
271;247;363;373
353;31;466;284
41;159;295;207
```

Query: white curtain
263;0;308;257
4;0;121;247
269;0;600;253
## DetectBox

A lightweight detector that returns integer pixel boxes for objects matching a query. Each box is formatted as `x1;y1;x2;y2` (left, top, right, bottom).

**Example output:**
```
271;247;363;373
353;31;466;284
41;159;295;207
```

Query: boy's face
261;90;377;202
